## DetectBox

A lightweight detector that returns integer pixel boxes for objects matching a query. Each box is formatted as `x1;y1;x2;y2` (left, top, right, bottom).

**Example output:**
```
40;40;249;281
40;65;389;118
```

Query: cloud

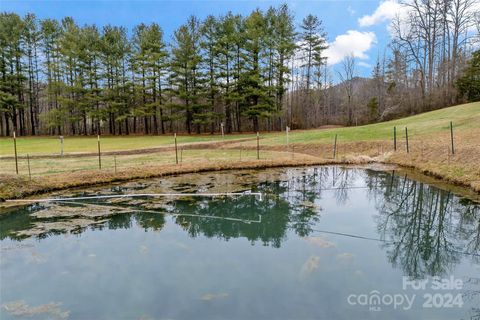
358;0;405;27
325;30;376;65
358;61;372;68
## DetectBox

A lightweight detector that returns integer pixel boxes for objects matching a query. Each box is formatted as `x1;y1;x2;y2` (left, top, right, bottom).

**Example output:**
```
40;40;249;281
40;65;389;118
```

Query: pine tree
143;23;168;134
0;13;26;135
300;14;328;92
170;16;205;134
40;19;64;134
456;50;480;102
102;25;131;134
23;13;41;135
241;9;275;132
272;4;296;124
200;15;222;133
79;25;102;134
216;13;238;133
58;17;82;135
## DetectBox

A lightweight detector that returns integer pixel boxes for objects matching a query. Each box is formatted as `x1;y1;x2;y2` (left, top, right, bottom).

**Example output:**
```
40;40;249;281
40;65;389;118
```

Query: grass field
0;133;253;156
258;101;480;145
1;101;479;200
1;102;478;156
2;149;286;177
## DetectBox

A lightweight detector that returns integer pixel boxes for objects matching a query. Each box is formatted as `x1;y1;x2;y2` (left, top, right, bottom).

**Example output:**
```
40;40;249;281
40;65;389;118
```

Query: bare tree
337;54;356;125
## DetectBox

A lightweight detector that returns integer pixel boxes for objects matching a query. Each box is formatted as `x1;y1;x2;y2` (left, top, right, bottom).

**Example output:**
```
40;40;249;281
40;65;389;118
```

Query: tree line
0;2;478;136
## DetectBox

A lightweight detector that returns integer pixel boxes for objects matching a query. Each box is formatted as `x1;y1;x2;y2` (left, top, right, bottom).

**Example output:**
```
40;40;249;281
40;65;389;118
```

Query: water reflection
367;170;480;278
1;167;479;281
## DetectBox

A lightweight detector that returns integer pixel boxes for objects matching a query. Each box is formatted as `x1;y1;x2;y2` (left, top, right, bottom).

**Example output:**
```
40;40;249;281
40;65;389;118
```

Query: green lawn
1;102;479;155
259;102;480;145
0;133;254;156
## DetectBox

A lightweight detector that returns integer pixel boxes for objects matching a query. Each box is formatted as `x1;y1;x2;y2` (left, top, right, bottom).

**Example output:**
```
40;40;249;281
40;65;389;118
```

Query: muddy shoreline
2;158;479;211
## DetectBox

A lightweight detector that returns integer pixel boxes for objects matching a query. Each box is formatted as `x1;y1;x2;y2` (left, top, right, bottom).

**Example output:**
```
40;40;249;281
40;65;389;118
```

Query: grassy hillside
1;102;478;156
1;102;479;200
260;102;480;145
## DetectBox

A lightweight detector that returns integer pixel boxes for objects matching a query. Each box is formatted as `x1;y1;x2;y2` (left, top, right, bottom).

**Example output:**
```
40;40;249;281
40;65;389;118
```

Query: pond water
1;166;479;320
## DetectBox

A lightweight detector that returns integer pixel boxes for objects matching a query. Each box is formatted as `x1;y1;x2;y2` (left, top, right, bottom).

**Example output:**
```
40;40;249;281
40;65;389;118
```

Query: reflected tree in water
367;170;480;279
2;167;478;269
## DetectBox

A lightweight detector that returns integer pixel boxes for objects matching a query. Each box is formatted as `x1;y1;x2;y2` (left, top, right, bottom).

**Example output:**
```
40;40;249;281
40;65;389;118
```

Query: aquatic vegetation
200;293;229;301
303;236;336;248
300;255;321;279
15;218;109;238
1;300;70;319
336;253;355;265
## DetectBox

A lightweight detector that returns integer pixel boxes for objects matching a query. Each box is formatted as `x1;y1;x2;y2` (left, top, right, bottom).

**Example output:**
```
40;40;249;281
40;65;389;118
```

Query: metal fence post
405;127;409;153
450;121;455;155
13;131;18;174
174;133;178;164
333;134;338;159
97;135;102;169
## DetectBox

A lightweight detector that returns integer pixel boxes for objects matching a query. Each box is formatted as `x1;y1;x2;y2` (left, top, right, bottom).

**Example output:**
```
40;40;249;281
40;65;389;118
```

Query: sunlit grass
0;133;254;156
257;102;480;145
1;102;478;155
0;149;283;177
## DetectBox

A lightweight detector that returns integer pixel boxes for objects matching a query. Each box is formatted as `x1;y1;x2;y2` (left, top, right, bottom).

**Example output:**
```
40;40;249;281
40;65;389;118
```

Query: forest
0;1;479;136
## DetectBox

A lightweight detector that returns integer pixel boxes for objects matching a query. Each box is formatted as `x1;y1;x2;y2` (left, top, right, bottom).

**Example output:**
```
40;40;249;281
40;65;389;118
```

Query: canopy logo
347;276;466;312
347;291;416;311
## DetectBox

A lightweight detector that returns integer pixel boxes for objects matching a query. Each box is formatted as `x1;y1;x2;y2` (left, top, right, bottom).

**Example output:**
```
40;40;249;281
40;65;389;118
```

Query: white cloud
358;62;372;68
325;30;377;65
358;0;405;27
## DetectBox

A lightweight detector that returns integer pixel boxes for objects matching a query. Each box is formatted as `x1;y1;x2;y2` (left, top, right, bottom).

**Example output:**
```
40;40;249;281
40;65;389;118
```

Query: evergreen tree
456;50;480;102
300;14;328;92
23;13;41;135
102;25;131;134
216;12;239;133
272;4;296;124
79;25;102;134
241;9;275;132
170;16;205;134
40;18;63;134
0;13;26;135
200;15;222;133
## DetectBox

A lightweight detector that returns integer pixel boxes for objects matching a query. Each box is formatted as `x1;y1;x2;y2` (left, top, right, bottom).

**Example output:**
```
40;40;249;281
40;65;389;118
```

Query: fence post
220;123;224;140
174;133;178;164
450;121;455;155
27;154;31;181
286;126;290;150
59;136;64;157
97;135;102;169
13;131;18;175
393;126;397;151
256;132;260;160
333;134;338;159
405;127;409;153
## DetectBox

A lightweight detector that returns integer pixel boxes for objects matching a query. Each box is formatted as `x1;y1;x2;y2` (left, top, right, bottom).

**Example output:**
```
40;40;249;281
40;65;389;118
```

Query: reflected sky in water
1;166;479;319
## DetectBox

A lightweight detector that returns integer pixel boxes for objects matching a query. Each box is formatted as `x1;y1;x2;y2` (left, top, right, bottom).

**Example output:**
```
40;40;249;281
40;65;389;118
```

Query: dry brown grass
1;127;478;201
0;152;377;200
257;128;480;193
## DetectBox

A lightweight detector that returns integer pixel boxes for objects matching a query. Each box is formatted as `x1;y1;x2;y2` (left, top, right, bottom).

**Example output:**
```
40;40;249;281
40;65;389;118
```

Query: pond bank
1;147;479;206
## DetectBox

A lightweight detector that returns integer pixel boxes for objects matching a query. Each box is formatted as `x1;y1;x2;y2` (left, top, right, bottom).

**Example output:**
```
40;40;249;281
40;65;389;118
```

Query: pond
1;166;479;319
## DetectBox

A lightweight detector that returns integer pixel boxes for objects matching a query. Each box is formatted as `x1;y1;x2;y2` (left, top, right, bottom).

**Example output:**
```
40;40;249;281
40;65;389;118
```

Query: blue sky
1;0;399;77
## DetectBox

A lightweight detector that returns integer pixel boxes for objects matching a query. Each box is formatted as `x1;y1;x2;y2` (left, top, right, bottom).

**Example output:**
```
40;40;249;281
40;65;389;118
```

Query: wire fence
1;123;471;181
